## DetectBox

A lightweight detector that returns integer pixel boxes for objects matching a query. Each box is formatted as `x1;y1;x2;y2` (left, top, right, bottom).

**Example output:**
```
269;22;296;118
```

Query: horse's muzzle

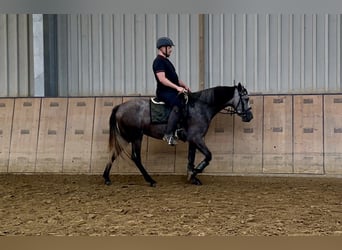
242;110;253;122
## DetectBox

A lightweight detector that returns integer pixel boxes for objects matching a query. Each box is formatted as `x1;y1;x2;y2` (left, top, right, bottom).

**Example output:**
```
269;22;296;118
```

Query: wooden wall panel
91;97;122;173
293;95;323;174
263;95;293;173
0;99;14;172
324;95;342;174
114;137;148;174
233;96;263;173
145;137;175;173
205;114;234;153
204;114;234;174
63;98;94;173
115;97;149;173
36;98;67;172
2;94;342;176
174;141;189;174
9;98;41;172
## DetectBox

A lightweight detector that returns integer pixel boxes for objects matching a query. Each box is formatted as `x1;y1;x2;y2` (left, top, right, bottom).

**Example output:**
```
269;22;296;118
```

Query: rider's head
156;37;174;58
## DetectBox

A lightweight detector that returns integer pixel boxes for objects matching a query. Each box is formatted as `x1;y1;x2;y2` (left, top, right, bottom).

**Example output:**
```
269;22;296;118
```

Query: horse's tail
108;104;127;158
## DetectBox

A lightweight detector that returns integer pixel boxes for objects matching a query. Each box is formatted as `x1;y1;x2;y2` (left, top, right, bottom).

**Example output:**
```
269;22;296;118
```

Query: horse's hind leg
103;153;115;185
131;139;157;187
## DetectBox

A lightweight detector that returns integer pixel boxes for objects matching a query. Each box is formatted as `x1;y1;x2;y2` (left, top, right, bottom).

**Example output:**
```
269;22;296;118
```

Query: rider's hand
176;86;186;93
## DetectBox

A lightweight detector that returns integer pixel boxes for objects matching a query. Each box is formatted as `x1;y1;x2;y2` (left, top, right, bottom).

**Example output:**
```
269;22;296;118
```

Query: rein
219;88;251;116
186;85;251;116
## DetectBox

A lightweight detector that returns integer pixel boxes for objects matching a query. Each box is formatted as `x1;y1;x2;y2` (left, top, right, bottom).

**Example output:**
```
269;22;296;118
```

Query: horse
103;82;253;186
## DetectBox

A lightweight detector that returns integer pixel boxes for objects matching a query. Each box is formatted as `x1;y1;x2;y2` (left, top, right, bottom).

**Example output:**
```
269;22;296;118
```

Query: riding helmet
156;37;175;49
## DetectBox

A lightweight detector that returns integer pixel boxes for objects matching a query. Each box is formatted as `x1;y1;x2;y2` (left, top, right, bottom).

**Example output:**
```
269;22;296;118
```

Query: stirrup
163;134;177;146
174;128;184;140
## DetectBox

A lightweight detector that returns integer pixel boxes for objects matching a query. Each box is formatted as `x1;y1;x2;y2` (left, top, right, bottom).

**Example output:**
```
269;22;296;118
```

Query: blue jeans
156;90;184;108
157;90;185;136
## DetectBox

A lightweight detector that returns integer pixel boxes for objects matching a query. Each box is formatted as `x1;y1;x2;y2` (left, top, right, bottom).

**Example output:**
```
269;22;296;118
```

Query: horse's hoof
104;180;112;185
190;177;202;185
149;181;157;187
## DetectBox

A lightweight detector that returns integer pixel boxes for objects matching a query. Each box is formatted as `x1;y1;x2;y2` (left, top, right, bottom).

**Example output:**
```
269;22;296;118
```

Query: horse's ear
237;82;242;91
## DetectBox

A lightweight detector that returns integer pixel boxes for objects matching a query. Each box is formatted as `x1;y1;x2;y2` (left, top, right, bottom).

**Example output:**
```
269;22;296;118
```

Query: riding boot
163;106;181;145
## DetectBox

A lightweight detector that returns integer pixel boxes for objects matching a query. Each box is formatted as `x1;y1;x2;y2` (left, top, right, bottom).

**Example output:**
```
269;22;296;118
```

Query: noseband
220;88;251;116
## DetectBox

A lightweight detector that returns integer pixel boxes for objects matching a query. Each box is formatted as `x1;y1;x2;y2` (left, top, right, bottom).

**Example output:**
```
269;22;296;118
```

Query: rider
152;37;190;145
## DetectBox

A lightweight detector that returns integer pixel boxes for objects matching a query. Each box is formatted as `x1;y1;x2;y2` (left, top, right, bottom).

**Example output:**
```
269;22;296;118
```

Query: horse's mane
188;86;235;106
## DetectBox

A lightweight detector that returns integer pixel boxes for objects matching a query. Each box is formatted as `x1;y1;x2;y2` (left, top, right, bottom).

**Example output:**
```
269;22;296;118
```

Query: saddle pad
150;98;171;124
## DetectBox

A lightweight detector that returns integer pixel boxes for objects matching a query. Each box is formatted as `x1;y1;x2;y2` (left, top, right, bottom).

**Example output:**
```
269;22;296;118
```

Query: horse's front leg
187;142;196;181
187;139;212;185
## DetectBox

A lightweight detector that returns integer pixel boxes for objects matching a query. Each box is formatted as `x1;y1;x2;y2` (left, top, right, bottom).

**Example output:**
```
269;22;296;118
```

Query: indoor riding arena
1;11;342;236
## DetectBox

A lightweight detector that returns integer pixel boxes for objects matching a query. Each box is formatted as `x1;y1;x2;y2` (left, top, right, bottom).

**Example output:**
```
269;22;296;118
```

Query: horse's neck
202;86;235;110
191;86;235;120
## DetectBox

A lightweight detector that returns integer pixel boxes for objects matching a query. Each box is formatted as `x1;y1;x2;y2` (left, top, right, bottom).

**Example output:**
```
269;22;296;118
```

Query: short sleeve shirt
152;55;179;94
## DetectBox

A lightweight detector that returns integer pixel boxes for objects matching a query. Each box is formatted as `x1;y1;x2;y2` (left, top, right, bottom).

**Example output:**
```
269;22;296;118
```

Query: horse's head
231;83;253;122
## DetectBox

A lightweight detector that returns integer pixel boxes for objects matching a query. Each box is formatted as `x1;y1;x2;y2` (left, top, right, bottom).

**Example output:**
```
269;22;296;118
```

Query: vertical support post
198;14;205;90
32;14;45;96
43;14;58;97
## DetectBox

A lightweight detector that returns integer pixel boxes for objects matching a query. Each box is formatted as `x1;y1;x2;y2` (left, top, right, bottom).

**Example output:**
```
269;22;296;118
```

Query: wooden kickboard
234;96;263;154
9;98;41;172
35;98;68;173
293;95;323;174
323;95;342;174
205;113;234;153
115;137;149;174
233;96;263;173
263;154;293;174
324;154;342;175
294;154;324;174
63;98;95;173
0;99;14;172
174;141;190;174
145;137;176;173
263;96;293;154
204;153;233;174
90;97;122;173
202;113;234;173
263;96;293;173
233;154;263;173
293;95;323;153
116;97;149;173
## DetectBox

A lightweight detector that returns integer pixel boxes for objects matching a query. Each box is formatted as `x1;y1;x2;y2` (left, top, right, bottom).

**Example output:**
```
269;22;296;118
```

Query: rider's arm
156;72;185;93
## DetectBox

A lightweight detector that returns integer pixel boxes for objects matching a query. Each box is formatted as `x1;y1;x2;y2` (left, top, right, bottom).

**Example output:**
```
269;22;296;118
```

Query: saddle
150;92;189;124
150;97;171;124
150;94;189;141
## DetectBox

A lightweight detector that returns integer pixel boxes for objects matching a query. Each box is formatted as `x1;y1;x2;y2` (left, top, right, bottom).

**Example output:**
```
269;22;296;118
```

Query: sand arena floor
0;174;341;236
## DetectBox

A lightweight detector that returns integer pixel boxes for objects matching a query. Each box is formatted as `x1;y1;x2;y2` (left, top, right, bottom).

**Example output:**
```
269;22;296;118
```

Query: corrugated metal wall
56;14;199;96
206;13;342;93
0;14;33;97
0;13;341;97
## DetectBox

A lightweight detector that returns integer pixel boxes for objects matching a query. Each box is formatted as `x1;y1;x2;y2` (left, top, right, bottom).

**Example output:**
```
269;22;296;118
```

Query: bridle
220;86;252;116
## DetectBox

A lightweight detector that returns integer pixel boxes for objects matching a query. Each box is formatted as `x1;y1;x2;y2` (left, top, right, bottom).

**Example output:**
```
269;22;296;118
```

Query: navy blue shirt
152;55;179;95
